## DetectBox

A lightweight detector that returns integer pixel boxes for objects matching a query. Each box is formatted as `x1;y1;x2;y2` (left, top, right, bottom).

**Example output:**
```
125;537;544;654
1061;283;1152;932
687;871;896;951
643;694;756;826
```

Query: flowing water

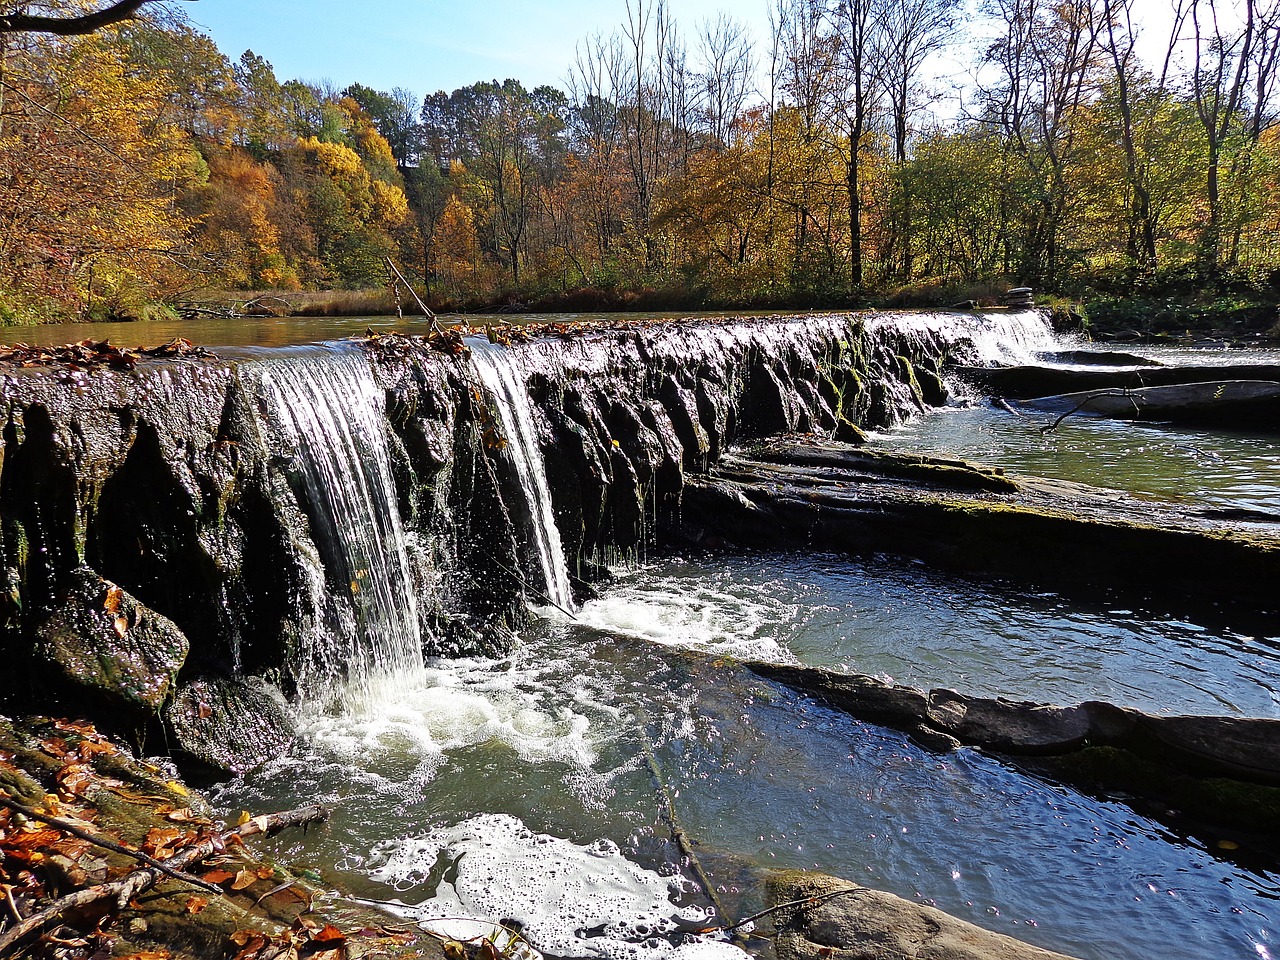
254;345;426;708
210;326;1280;960
470;343;575;611
216;565;1280;960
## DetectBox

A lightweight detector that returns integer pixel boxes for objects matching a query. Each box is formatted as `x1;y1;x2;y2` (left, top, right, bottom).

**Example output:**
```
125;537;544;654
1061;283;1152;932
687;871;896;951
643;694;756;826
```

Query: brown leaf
256;865;276;880
311;925;345;944
185;895;209;915
103;586;123;614
230;868;257;891
113;614;129;638
202;868;235;884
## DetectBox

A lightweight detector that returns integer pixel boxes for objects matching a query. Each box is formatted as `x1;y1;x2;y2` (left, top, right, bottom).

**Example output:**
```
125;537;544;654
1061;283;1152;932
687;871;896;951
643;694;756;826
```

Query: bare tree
1188;0;1260;268
876;0;962;278
983;0;1100;283
0;0;152;34
832;0;884;288
695;12;755;149
1096;0;1171;269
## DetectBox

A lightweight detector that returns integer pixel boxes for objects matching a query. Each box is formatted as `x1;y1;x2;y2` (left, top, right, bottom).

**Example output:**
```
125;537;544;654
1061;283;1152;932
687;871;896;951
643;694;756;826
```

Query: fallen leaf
230;868;257;891
185;896;209;915
311;925;346;944
202;868;235;884
103;586;123;614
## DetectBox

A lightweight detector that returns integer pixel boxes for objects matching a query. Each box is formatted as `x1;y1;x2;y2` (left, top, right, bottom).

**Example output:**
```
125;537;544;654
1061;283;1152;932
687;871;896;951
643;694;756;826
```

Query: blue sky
188;0;777;98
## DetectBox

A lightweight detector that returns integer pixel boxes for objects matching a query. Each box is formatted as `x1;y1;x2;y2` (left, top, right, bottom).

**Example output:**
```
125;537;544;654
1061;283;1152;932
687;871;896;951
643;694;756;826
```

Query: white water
470;343;575;611
870;308;1060;367
370;814;745;960
256;346;425;710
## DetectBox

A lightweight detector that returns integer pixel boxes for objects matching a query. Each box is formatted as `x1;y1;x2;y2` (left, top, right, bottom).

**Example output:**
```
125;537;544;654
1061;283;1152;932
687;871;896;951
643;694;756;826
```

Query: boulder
34;567;188;714
770;872;1082;960
165;675;295;774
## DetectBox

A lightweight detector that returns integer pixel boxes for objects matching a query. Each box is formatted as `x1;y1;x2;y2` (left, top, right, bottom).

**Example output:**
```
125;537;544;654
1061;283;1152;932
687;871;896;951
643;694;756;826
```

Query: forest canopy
0;0;1278;322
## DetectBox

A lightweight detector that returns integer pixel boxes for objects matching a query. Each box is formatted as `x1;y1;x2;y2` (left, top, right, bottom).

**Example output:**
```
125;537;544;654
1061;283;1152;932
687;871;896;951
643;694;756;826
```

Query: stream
24;309;1269;960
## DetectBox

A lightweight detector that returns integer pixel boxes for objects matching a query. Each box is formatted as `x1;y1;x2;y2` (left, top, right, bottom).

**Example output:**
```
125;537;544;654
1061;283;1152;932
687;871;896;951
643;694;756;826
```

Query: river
168;316;1279;960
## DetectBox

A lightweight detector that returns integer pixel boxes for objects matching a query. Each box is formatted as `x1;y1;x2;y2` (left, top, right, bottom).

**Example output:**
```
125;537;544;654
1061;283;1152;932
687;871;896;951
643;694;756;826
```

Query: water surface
217;553;1280;960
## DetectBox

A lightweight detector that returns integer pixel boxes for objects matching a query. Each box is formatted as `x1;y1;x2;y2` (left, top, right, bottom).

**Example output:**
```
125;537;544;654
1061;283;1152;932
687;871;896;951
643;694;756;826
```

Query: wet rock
957;362;1280;400
680;441;1280;614
165;676;295;775
34;567;188;715
925;689;1091;754
660;376;712;471
743;360;804;436
770;872;1082;960
1135;714;1280;786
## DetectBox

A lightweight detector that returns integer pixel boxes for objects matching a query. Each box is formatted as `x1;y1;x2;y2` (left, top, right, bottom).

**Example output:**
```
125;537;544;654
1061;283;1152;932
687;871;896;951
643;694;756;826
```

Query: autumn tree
0;26;196;317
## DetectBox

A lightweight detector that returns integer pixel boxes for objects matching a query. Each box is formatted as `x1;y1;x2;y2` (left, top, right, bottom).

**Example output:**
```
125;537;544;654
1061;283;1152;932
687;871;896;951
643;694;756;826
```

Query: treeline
1;0;1278;322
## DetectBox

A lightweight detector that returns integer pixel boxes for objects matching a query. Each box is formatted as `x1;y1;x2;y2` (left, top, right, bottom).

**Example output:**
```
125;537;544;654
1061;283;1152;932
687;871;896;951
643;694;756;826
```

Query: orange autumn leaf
311;925;346;944
185;895;209;915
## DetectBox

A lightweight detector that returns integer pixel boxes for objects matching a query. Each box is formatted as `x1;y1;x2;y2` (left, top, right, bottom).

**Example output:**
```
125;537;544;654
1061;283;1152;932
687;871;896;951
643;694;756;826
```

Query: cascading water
210;311;1280;960
255;345;424;709
869;307;1060;367
469;343;575;612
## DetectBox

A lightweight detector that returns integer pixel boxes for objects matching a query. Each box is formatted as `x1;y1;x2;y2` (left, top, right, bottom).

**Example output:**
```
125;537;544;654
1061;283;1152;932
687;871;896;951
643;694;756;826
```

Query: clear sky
186;0;1189;114
187;0;778;98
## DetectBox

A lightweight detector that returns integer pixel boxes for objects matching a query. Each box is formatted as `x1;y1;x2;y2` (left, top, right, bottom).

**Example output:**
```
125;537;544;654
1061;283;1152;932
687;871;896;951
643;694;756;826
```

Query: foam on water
370;814;747;960
299;659;599;776
566;571;796;662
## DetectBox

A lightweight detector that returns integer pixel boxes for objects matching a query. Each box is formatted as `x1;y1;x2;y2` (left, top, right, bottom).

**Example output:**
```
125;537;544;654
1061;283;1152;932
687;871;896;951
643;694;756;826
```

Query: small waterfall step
469;342;575;613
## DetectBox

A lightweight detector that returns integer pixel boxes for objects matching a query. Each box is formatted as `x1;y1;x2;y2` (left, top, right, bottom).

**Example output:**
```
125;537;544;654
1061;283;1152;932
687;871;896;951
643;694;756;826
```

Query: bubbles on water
298;660;600;775
370;814;746;960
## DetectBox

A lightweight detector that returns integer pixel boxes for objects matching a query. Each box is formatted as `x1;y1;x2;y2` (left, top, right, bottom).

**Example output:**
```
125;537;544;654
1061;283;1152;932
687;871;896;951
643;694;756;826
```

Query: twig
0;885;21;924
634;710;729;927
0;804;328;954
483;550;578;621
1040;390;1137;433
716;887;866;933
384;256;439;327
0;794;222;896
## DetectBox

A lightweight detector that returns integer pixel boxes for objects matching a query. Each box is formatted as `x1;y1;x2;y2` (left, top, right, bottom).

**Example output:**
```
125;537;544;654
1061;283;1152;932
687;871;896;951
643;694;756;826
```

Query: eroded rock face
769;872;1082;960
34;568;188;715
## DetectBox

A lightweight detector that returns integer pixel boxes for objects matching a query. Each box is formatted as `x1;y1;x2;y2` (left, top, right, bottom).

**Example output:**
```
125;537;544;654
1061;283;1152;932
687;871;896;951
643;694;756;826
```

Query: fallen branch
0;795;222;896
634;710;728;927
715;886;867;933
384;256;439;328
1040;391;1137;433
0;803;328;954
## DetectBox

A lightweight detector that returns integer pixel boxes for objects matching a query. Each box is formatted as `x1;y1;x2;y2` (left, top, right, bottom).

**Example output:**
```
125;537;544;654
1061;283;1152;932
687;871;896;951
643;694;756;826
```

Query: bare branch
0;1;153;35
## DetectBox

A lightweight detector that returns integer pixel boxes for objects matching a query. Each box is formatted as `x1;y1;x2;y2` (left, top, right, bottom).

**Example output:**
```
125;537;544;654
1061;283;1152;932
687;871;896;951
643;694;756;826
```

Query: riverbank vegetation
1;0;1278;326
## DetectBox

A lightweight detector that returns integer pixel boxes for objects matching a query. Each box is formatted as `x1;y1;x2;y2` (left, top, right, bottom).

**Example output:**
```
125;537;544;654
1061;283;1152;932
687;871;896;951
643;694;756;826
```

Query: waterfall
256;345;424;709
870;308;1060;367
469;344;575;612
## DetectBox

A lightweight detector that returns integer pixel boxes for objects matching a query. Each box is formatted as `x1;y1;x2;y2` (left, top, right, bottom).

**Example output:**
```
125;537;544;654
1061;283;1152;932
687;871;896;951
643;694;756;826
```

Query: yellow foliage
0;30;197;315
370;180;410;226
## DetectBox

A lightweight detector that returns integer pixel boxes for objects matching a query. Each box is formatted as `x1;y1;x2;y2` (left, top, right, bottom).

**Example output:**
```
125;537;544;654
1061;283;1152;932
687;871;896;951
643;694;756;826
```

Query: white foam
567;583;796;663
370;814;747;960
298;660;599;775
